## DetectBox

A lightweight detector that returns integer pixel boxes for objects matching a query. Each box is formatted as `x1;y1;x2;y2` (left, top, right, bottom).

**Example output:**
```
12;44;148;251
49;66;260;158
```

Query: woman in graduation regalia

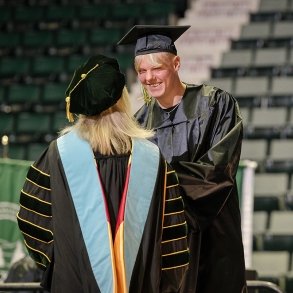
17;54;189;293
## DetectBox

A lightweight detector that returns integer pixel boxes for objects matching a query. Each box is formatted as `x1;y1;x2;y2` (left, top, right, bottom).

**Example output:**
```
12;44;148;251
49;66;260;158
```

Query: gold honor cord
66;63;100;122
141;85;152;105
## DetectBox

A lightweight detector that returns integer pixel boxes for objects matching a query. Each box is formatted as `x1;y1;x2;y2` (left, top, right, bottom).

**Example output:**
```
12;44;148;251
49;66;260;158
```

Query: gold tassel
142;86;152;105
65;96;74;122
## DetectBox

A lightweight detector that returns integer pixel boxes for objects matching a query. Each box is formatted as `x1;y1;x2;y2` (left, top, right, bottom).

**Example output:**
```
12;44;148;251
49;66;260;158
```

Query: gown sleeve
160;162;189;292
17;148;53;271
174;89;243;230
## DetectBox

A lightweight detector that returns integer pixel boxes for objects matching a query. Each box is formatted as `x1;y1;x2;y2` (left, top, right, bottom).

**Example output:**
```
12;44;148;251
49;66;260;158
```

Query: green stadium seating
14;6;45;23
0;32;21;49
27;143;47;161
16;112;51;134
89;28;122;46
66;55;89;74
116;52;134;73
45;5;76;21
111;3;141;20
0;57;31;78
42;83;67;104
23;31;54;48
263;211;293;252
32;56;65;76
7;144;27;161
52;111;70;133
142;2;175;23
77;4;110;21
56;29;88;48
251;250;290;290
0;114;15;135
0;6;12;25
8;84;41;104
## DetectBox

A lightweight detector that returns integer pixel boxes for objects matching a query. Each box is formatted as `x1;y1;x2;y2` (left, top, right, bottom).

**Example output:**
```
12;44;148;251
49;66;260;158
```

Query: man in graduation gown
17;54;189;293
117;25;247;293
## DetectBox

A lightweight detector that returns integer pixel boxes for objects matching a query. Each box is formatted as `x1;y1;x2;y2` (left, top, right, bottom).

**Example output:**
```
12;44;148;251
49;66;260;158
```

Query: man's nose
145;70;154;81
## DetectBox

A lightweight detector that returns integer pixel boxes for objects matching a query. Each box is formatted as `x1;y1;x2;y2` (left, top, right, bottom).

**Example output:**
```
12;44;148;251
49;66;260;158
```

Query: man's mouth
148;83;161;88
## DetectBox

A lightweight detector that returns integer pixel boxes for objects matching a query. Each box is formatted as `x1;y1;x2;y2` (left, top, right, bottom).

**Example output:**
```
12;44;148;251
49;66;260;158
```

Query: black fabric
162;104;179;121
135;84;247;293
164;197;184;214
20;191;51;217
18;138;189;293
162;222;188;242
27;166;50;190
166;168;179;186
94;151;130;236
17;218;52;243
162;250;190;269
117;25;190;56
66;55;125;116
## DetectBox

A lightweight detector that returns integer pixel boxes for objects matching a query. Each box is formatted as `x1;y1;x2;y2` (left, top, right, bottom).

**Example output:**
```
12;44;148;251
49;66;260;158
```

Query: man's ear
173;56;181;71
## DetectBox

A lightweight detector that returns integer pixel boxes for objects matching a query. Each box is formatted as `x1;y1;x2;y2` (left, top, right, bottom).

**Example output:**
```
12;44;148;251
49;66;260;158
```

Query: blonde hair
134;52;177;72
59;87;154;155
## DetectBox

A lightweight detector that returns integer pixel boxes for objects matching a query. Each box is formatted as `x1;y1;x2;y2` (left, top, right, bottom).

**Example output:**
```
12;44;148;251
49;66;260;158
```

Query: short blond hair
134;52;177;72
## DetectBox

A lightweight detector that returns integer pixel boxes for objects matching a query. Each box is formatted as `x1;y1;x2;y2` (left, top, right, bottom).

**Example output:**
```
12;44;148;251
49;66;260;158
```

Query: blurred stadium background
1;0;293;292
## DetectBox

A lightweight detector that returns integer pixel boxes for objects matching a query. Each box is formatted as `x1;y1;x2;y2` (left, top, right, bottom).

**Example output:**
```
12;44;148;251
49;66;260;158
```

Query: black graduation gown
17;131;189;293
135;84;247;293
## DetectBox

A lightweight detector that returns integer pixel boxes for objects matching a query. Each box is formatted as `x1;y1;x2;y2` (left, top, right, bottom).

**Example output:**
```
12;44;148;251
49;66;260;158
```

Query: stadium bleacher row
206;1;293;291
0;0;181;31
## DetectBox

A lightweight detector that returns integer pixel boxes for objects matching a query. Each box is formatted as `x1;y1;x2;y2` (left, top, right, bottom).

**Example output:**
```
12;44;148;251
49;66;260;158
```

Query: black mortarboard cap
117;25;190;56
65;54;125;121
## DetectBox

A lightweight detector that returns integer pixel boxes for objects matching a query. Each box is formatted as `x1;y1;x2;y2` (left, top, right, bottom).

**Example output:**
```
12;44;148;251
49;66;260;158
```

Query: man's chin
148;91;163;100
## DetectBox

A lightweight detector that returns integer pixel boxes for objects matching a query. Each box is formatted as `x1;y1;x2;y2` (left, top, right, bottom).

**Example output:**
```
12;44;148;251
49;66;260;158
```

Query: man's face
137;54;180;102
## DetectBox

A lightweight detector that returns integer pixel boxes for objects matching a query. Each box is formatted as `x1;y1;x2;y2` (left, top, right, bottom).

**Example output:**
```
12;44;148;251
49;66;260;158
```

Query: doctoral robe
17;130;189;293
135;84;247;293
